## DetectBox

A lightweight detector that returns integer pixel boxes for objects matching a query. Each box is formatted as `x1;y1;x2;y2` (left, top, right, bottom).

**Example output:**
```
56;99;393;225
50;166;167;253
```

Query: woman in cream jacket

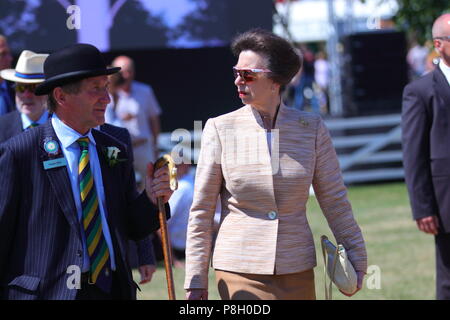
184;29;367;300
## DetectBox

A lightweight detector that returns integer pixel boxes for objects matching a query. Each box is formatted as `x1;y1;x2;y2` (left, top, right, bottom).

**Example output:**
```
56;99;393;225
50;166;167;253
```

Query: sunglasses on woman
233;67;271;82
14;83;39;94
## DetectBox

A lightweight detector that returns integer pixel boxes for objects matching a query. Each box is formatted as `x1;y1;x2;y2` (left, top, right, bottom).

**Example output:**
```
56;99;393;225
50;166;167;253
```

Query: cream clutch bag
321;235;357;299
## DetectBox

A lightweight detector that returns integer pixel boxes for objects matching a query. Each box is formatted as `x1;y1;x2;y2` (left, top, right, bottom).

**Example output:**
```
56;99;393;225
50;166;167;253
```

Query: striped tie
77;137;112;292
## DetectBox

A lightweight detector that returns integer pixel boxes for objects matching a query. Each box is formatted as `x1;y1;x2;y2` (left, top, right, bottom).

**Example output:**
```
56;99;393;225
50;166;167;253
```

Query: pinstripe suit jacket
0;120;165;300
184;104;367;289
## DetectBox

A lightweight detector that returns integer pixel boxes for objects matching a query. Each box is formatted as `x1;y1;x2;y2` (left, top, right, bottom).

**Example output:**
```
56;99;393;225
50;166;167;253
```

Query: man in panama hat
0;50;49;143
0;43;173;300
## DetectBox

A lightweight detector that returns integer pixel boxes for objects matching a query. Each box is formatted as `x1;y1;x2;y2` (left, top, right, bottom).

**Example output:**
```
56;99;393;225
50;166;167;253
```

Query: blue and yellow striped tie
77;137;112;292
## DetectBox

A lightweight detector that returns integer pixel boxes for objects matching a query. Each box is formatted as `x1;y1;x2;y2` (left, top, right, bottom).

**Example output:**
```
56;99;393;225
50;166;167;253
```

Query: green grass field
134;182;436;300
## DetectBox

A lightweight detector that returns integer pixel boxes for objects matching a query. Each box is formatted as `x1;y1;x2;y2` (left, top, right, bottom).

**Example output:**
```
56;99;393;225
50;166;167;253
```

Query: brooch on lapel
102;146;127;168
44;138;61;157
42;137;67;170
299;117;309;127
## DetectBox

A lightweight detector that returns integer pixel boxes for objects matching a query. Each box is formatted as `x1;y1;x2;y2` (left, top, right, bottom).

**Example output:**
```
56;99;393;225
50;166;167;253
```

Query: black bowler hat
35;43;120;96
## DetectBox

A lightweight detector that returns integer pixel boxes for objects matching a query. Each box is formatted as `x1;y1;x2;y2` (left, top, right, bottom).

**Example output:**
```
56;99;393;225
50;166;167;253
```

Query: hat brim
0;69;45;84
34;67;121;96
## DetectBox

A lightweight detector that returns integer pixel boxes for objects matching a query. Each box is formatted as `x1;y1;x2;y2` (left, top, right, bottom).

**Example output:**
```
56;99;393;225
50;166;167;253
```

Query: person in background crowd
292;45;320;113
105;70;126;127
0;50;48;143
111;56;163;190
407;41;429;80
314;51;329;114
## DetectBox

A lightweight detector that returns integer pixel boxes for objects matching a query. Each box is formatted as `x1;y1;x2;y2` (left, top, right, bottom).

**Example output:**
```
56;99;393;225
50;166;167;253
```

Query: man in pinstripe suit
0;44;173;300
0;58;159;285
1;116;159;289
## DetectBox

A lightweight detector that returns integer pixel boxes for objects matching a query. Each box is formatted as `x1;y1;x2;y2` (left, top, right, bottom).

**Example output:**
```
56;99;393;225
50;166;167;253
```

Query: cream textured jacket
184;104;367;289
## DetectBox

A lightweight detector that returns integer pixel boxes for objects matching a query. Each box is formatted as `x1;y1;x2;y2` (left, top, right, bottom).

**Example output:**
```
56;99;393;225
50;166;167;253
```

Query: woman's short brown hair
231;28;302;91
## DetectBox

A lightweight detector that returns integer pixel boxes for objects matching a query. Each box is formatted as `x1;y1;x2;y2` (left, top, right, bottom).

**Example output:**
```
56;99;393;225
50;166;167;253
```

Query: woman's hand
339;271;365;297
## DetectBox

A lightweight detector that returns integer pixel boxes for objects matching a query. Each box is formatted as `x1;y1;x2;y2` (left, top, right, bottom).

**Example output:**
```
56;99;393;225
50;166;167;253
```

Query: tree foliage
110;0;170;50
0;0;76;52
173;0;229;46
393;0;450;45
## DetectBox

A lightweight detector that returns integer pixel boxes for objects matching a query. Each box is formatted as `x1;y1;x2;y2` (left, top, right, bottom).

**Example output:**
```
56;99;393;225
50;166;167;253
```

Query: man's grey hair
47;80;83;113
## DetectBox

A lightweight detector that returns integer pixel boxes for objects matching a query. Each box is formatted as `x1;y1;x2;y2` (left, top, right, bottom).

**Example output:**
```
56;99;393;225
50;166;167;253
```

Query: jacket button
77;250;82;257
268;211;277;220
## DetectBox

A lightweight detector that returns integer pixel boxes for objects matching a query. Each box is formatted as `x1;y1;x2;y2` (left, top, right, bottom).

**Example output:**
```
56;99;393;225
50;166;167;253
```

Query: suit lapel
433;67;450;109
40;120;81;238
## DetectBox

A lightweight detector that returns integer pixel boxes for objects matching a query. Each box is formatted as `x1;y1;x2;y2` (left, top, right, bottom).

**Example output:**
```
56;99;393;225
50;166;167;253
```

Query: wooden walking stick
154;154;178;300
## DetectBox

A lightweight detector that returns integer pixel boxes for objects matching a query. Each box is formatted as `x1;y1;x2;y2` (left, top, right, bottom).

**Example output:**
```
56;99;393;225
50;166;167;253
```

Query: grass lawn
134;181;435;300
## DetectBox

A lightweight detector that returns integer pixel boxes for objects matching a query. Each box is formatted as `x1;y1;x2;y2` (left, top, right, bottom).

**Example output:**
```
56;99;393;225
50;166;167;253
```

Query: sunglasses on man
13;83;39;94
233;67;271;82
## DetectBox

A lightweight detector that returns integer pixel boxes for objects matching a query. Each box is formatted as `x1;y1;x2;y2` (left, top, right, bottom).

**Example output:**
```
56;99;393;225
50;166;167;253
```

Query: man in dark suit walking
0;50;49;143
0;43;173;300
402;13;450;300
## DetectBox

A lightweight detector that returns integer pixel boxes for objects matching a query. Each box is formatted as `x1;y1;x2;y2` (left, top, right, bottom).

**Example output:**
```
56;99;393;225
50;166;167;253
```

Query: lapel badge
44;138;60;156
299;117;309;127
